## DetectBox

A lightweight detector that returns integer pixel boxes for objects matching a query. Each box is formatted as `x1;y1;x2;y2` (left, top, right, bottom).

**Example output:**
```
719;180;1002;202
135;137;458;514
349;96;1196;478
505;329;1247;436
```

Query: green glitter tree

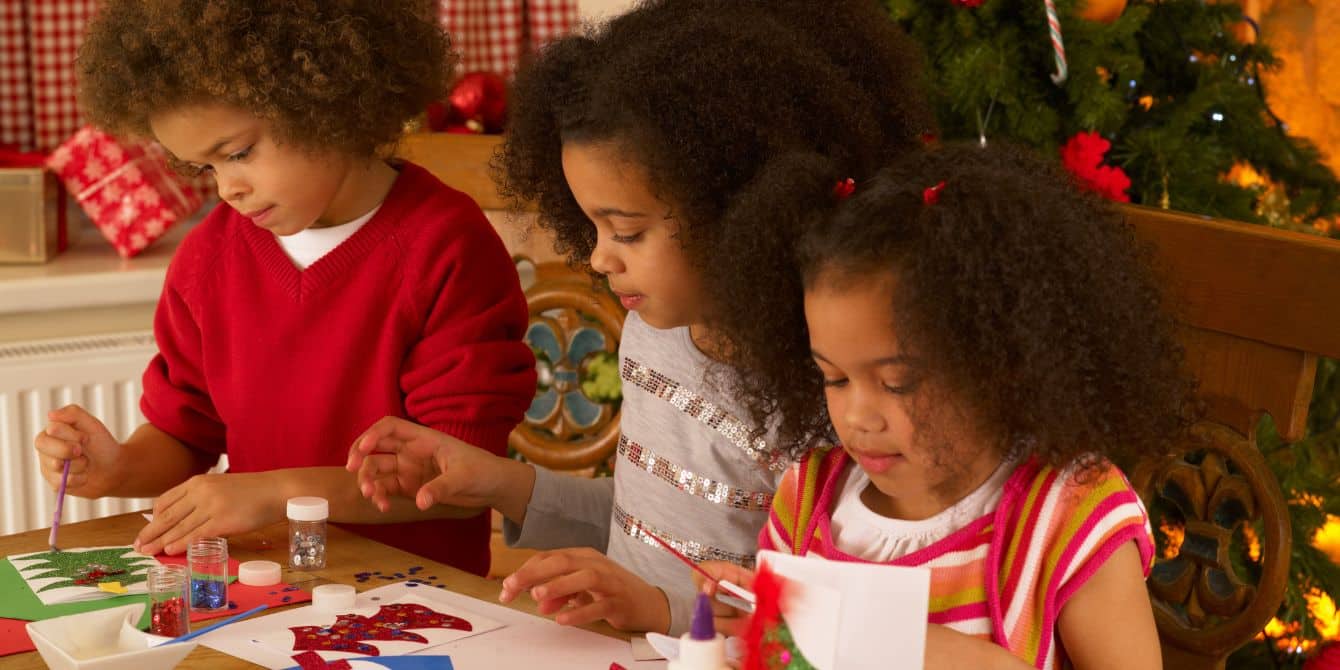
18;547;155;593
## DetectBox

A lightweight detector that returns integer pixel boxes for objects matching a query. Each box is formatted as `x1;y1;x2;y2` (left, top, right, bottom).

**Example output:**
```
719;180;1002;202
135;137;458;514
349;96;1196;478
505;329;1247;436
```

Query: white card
759;550;931;670
202;592;502;668
7;546;155;605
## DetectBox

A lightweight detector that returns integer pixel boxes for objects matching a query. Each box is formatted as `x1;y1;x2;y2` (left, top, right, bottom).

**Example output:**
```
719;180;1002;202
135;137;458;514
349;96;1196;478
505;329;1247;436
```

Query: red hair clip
832;178;856;200
922;181;946;206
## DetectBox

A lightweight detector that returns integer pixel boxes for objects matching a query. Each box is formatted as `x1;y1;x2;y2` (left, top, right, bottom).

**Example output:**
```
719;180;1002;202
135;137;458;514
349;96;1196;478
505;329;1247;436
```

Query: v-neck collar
239;163;416;301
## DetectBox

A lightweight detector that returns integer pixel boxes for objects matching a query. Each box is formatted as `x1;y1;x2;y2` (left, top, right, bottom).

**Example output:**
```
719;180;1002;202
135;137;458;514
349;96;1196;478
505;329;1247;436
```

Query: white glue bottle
668;592;729;670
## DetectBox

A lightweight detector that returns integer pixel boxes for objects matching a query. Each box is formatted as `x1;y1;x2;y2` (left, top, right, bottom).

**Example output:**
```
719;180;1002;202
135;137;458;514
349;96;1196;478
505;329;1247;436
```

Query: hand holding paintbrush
48;459;72;552
642;530;756;613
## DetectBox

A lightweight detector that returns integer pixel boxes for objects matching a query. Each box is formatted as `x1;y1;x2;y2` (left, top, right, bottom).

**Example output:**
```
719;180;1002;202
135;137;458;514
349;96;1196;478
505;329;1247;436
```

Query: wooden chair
400;133;626;474
1122;204;1340;670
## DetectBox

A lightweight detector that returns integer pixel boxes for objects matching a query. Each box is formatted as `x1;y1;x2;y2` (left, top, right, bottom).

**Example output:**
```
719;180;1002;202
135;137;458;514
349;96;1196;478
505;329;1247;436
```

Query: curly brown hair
77;0;452;158
791;143;1198;472
496;0;934;455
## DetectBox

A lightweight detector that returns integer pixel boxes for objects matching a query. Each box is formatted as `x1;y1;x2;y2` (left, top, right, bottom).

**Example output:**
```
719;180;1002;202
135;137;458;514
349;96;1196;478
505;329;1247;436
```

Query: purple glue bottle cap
691;592;716;641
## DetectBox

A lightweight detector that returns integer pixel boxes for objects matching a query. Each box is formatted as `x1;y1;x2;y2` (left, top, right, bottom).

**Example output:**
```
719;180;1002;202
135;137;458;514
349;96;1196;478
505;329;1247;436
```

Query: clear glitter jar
146;564;190;637
186;536;229;614
287;496;329;570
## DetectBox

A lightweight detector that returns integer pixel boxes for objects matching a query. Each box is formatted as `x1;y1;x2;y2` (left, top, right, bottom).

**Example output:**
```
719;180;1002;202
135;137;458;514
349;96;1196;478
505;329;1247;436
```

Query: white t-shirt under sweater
503;310;790;634
275;204;380;270
829;454;1016;562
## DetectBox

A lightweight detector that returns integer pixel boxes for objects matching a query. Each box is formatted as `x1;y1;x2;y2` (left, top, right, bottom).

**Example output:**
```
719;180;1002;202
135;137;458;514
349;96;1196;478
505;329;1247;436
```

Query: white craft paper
201;582;664;669
759;550;931;670
199;592;500;668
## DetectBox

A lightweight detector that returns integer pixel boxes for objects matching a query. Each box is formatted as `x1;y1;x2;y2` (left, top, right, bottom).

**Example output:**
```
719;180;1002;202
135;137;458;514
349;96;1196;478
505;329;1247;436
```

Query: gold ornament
1077;0;1126;23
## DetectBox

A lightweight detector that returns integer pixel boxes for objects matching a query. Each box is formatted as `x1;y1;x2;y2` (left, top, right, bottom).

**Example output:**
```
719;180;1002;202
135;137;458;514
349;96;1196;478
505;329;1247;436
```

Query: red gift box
46;125;206;258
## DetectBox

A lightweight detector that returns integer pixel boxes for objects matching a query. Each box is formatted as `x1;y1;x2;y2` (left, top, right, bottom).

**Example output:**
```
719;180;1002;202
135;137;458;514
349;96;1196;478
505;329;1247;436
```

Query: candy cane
1045;0;1068;84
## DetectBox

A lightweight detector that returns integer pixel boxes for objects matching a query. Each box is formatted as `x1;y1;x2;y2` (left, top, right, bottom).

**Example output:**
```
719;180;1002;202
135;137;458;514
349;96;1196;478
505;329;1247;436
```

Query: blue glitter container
187;536;229;614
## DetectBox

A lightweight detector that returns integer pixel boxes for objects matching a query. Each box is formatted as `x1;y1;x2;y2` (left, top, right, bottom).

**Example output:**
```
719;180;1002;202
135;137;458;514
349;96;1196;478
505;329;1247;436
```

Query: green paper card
0;557;152;627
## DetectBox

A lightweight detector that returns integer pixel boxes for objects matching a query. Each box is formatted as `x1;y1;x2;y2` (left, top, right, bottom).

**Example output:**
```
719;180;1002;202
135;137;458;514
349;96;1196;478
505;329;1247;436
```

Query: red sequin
289;603;472;657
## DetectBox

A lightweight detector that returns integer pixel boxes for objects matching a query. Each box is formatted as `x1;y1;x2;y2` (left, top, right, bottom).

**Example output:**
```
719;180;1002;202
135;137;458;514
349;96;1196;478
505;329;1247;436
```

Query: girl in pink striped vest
701;143;1196;669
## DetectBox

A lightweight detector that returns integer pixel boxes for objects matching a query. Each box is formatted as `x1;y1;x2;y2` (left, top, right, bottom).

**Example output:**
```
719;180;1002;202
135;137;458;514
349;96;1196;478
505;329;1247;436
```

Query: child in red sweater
31;1;536;576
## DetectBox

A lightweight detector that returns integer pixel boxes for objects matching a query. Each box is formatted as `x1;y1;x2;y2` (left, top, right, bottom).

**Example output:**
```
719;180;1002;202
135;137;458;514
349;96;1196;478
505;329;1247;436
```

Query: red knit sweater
140;161;536;575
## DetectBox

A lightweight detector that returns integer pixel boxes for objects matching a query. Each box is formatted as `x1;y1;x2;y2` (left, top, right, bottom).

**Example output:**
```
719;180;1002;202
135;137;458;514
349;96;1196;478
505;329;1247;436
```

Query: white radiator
0;332;157;536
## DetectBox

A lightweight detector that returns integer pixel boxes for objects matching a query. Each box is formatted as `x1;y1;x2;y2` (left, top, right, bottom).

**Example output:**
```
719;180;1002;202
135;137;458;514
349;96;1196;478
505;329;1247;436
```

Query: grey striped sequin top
504;310;788;634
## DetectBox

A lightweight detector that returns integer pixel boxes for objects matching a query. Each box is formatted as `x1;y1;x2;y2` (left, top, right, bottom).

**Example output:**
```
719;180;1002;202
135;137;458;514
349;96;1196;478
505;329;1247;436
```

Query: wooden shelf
398;132;511;210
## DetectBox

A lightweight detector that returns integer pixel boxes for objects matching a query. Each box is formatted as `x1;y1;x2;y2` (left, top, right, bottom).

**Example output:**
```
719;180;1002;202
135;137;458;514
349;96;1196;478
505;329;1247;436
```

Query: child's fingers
416;475;456;509
714;614;748;638
42;421;86;447
34;430;82;461
136;500;203;555
552;596;616;627
530;568;601;604
47;405;104;436
370;478;394;513
500;549;594;602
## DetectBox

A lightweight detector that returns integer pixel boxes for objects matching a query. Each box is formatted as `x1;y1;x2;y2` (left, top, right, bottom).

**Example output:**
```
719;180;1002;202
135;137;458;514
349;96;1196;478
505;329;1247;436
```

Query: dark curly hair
496;0;934;457
791;143;1197;473
77;0;452;158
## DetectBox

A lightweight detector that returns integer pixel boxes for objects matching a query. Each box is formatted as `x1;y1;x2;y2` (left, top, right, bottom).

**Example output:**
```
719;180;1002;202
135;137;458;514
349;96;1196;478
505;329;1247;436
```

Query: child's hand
693;560;757;637
134;471;282;555
345;416;518;515
33;405;123;499
498;547;672;633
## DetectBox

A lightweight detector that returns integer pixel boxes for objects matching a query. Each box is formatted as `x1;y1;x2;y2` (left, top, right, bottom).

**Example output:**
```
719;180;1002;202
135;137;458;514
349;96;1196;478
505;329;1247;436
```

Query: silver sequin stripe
614;502;756;568
621;358;789;472
618;435;773;511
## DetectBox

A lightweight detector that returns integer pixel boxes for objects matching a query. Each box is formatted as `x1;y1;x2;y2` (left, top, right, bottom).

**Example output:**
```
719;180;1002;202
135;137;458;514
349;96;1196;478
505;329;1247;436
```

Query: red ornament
1306;643;1340;670
923;181;946;205
953;0;986;7
1059;131;1131;202
832;178;856;200
441;72;508;134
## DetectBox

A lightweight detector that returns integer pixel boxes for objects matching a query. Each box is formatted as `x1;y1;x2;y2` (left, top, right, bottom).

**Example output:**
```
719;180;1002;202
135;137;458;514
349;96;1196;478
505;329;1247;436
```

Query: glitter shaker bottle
287;496;329;570
186;536;229;614
147;564;190;637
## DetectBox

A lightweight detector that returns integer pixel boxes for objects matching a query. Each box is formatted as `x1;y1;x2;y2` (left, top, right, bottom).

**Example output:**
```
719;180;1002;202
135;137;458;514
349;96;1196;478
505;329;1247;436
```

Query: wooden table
0;512;628;668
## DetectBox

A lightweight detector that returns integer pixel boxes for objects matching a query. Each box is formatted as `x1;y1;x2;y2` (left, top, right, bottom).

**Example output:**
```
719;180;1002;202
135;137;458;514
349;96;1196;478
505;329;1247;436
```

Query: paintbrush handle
48;459;71;548
168;604;268;644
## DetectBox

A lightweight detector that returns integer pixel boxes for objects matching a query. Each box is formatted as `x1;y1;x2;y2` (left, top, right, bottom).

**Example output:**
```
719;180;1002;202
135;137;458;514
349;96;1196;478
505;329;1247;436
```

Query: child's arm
346;416;536;523
34;405;214;499
497;547;672;634
133;463;506;556
924;625;1035;669
1055;541;1162;670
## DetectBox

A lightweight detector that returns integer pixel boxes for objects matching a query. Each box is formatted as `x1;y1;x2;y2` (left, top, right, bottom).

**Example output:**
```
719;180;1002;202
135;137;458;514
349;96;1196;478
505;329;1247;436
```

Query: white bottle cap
312;583;357;611
237;560;282;586
287;496;329;521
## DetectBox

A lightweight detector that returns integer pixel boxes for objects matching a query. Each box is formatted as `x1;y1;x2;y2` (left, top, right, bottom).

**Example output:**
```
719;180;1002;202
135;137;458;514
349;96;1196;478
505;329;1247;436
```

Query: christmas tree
884;0;1340;666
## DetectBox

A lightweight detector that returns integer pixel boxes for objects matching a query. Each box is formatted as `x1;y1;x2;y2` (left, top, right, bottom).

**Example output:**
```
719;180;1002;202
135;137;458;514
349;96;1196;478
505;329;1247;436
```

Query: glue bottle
668;592;729;670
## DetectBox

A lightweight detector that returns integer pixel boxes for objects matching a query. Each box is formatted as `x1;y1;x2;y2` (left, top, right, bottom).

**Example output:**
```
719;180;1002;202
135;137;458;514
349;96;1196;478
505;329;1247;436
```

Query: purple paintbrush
48;459;71;551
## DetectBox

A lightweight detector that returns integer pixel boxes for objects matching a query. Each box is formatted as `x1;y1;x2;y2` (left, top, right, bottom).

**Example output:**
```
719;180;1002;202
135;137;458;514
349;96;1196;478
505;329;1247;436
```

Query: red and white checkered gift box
0;1;98;153
46;126;206;258
437;0;578;78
